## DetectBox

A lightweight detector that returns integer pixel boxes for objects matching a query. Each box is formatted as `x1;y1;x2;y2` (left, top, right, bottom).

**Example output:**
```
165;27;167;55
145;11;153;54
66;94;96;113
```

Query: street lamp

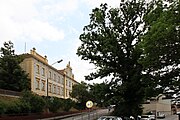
47;59;63;97
51;59;63;66
45;59;63;113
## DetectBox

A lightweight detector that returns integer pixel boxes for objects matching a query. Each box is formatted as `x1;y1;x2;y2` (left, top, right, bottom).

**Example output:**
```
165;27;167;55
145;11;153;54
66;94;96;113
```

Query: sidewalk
0;111;86;120
37;112;84;120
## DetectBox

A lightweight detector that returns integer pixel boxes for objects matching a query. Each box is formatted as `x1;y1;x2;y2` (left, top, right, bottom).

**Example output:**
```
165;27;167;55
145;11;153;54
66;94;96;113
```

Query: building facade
20;48;78;99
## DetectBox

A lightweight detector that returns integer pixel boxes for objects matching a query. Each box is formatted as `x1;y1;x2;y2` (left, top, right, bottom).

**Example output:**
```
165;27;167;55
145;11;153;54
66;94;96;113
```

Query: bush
74;102;83;110
5;101;21;114
62;98;75;111
31;95;46;113
47;97;63;113
0;99;22;115
20;90;46;113
0;100;7;114
18;100;31;113
0;91;76;115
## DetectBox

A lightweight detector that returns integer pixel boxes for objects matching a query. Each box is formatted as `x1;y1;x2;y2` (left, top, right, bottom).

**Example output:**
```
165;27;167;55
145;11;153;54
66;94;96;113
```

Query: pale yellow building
20;48;78;99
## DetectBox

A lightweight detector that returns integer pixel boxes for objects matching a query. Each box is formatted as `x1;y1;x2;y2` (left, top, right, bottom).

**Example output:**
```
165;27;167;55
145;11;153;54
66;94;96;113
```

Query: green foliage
77;0;152;116
89;82;110;107
20;90;46;113
0;98;23;114
0;41;30;91
47;97;63;113
70;81;92;109
113;102;143;117
5;101;21;114
62;98;75;112
74;103;83;110
140;0;180;92
45;96;75;112
0;100;7;114
0;92;75;115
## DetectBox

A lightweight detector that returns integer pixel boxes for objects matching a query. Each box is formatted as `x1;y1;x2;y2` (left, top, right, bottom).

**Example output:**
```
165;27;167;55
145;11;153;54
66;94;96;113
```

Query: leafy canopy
77;0;152;117
0;41;30;91
89;82;110;107
140;0;180;92
70;81;92;109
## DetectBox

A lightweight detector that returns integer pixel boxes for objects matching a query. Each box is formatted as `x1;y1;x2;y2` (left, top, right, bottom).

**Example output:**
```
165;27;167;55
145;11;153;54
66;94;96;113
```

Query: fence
0;89;21;97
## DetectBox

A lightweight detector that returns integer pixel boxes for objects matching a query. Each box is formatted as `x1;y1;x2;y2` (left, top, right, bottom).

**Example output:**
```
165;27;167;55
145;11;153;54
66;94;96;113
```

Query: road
39;110;180;120
55;113;180;120
157;114;178;120
61;109;110;120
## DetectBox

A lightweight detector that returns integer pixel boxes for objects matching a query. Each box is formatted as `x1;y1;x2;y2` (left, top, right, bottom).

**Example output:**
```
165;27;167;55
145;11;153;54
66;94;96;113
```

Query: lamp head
57;59;63;63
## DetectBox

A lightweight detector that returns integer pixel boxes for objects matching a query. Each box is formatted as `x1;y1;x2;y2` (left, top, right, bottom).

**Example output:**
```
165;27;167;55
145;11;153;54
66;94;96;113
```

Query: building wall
143;99;171;115
64;62;77;99
20;48;78;99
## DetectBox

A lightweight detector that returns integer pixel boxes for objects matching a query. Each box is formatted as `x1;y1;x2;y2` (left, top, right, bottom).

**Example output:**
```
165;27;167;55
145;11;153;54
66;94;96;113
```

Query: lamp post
46;59;63;113
47;59;63;97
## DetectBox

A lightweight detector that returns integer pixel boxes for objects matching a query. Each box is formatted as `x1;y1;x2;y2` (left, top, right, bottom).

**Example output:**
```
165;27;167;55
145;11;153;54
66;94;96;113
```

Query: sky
0;0;121;83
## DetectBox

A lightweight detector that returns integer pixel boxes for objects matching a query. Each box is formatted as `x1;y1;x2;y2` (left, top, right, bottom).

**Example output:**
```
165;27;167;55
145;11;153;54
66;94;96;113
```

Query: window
35;78;40;90
62;89;64;96
42;67;45;76
60;87;64;96
36;64;40;74
54;74;56;82
48;83;52;93
53;85;56;94
66;89;69;97
57;86;60;95
69;91;72;97
49;71;51;79
69;81;71;87
66;80;68;86
41;81;45;91
60;77;64;85
58;76;60;83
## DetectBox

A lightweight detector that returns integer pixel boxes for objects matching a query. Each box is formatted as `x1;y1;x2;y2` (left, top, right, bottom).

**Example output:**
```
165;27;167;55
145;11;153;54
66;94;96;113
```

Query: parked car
148;115;155;120
97;116;123;120
140;115;151;120
157;112;165;119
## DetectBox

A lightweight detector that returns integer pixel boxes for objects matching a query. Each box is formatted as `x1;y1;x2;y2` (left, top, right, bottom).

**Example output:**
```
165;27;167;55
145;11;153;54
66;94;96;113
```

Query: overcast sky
0;0;121;83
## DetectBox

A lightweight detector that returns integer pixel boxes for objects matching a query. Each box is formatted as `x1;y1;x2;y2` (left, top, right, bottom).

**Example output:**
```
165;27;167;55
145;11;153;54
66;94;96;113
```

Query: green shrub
31;94;45;113
0;91;77;115
20;90;46;113
74;102;83;110
0;100;7;114
18;99;31;113
5;101;21;114
48;97;63;113
62;98;75;111
0;99;22;115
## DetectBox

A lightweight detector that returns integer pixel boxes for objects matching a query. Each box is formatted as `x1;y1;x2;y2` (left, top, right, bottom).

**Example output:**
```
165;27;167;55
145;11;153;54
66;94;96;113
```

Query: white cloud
69;56;95;82
41;0;79;16
0;0;106;84
83;0;122;8
0;0;64;44
54;0;78;13
22;20;64;42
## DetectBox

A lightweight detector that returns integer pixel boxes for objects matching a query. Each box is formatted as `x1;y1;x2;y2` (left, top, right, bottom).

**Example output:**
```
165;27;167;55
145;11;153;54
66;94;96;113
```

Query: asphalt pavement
61;109;110;120
38;109;180;120
157;114;178;120
38;108;110;120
